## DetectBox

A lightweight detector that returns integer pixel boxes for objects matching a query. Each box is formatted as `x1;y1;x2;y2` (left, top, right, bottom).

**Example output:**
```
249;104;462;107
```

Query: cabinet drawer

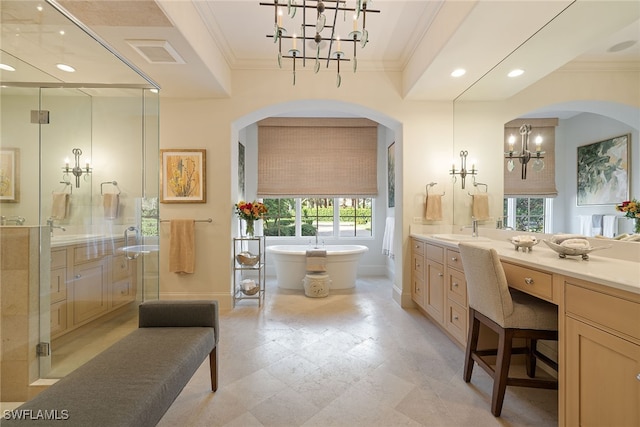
426;244;444;263
447;268;467;307
566;283;640;341
112;254;133;283
446;300;468;345
111;279;135;309
51;249;67;269
412;253;424;276
412;239;424;256
50;300;67;337
74;242;112;263
446;249;463;271
503;262;553;302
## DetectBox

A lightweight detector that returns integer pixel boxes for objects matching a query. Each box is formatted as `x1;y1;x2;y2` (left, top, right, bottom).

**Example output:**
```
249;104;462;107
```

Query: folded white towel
602;215;617;238
382;217;394;259
578;215;592;236
560;239;591;249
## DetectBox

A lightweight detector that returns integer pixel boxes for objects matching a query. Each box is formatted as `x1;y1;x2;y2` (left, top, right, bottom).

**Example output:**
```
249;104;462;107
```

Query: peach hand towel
306;250;327;273
51;192;69;220
103;193;119;219
472;194;490;220
425;194;443;221
169;219;196;274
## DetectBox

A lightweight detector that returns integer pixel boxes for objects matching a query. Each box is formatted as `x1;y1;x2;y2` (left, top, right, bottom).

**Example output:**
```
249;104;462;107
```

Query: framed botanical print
0;148;19;203
160;149;206;203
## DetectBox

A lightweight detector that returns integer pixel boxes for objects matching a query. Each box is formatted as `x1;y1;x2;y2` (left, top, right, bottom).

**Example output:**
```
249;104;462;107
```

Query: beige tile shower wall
0;226;41;402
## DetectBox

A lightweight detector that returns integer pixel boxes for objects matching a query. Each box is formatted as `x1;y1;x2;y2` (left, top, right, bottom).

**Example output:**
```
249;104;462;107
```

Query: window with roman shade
504;118;558;197
257;117;378;197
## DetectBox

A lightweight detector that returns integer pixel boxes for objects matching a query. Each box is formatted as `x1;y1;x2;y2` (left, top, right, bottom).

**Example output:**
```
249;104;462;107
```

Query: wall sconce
450;150;477;189
505;124;544;179
63;148;92;188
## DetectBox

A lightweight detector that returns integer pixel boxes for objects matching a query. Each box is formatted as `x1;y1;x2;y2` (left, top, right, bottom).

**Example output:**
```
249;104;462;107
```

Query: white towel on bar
602;215;617;238
578;215;592;236
591;214;603;236
382;217;394;259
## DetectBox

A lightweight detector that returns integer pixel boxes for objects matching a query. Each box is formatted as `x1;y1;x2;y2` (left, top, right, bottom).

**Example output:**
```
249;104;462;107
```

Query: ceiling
1;0;638;100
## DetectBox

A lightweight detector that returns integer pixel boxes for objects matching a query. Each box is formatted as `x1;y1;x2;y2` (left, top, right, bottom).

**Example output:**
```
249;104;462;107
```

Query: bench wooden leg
209;347;218;392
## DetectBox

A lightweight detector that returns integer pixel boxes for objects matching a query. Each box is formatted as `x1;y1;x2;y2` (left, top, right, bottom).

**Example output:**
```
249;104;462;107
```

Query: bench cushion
6;327;215;427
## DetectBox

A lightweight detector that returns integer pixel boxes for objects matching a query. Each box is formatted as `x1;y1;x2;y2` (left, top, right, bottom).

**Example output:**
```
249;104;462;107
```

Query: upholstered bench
4;300;218;426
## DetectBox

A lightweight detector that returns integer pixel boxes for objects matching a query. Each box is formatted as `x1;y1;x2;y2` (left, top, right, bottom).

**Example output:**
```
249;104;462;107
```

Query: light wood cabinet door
566;316;640;427
425;259;445;323
71;259;109;325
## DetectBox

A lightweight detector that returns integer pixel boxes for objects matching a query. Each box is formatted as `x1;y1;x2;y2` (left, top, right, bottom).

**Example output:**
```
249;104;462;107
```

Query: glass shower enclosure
0;0;160;399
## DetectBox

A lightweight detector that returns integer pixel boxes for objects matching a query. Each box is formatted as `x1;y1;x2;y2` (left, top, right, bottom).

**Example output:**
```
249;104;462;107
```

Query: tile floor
157;276;558;426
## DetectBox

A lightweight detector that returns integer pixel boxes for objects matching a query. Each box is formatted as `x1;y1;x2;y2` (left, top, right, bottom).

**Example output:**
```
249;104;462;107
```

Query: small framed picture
0;148;19;203
160;149;206;203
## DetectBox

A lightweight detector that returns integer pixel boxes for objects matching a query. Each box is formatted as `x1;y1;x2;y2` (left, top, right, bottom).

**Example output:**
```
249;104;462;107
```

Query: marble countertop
410;232;640;296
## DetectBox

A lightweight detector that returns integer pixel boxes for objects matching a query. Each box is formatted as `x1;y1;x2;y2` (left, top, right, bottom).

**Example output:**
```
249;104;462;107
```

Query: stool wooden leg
526;338;537;378
463;309;480;383
491;328;514;417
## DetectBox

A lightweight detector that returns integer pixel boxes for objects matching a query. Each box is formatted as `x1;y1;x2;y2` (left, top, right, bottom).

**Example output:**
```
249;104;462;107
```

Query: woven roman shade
257;117;378;197
504;118;558;197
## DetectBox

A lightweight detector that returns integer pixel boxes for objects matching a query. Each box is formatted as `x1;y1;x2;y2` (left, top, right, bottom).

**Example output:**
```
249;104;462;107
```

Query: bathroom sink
432;234;491;242
119;245;159;254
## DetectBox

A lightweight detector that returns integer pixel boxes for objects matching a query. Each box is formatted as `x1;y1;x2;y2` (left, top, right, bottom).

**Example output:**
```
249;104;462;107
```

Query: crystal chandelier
260;0;380;87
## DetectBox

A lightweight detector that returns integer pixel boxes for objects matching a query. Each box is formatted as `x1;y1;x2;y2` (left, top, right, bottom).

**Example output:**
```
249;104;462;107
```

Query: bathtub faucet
46;218;66;236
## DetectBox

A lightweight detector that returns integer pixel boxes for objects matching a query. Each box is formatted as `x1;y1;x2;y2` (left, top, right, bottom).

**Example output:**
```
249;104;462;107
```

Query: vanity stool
458;243;558;417
303;249;330;298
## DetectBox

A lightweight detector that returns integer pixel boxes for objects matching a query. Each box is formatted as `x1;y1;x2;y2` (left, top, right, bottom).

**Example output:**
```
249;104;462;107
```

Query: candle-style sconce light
450;150;477;189
505;124;544;179
63;148;92;188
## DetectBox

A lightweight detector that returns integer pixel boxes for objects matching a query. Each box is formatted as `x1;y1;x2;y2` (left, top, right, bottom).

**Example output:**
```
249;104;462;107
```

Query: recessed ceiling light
607;40;637;53
451;68;466;78
0;64;16;71
508;69;524;78
56;63;75;72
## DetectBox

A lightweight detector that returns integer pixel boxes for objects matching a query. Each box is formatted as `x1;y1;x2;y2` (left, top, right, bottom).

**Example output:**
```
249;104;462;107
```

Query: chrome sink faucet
460;217;479;237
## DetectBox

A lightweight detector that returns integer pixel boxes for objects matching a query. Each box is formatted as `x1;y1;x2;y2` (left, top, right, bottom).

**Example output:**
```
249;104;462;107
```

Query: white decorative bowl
543;240;611;260
508;235;540;252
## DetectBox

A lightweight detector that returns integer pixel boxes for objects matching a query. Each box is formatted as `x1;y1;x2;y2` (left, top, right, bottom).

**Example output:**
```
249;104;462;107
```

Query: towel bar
159;218;212;223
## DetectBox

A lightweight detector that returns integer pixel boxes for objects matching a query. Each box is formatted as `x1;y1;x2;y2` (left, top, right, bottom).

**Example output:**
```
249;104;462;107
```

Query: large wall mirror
452;1;640;235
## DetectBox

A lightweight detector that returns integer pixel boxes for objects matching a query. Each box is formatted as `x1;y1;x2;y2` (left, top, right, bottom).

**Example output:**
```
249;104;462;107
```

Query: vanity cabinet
411;238;468;346
50;237;137;339
564;280;640;427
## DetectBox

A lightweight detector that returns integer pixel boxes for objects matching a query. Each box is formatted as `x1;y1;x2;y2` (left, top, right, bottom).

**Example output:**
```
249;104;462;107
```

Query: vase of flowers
235;200;268;237
615;199;640;234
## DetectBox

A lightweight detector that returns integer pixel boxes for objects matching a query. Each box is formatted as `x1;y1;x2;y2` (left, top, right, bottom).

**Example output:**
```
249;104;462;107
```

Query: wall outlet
413;217;423;223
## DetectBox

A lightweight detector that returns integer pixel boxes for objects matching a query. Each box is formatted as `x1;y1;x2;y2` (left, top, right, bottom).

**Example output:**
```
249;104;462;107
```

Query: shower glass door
37;86;160;379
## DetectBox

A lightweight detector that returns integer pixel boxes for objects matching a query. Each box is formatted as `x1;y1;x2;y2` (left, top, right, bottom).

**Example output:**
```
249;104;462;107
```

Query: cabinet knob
453;315;459;321
75;274;81;279
451;257;458;262
438;273;443;277
453;282;459;288
524;277;534;285
636;373;640;381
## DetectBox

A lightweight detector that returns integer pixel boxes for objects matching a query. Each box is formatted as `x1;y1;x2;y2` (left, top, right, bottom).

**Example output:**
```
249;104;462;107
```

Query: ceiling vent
126;40;185;64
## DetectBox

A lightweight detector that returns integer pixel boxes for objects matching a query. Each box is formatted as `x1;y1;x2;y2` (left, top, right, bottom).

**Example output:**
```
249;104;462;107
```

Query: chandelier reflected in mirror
260;0;380;87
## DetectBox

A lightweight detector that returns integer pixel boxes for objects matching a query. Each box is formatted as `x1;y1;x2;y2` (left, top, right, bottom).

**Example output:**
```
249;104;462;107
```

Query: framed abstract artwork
0;148;19;203
160;149;206;203
576;134;629;206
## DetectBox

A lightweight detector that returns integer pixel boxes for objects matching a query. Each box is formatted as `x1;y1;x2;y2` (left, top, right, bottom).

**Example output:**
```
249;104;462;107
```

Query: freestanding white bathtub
267;245;369;290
